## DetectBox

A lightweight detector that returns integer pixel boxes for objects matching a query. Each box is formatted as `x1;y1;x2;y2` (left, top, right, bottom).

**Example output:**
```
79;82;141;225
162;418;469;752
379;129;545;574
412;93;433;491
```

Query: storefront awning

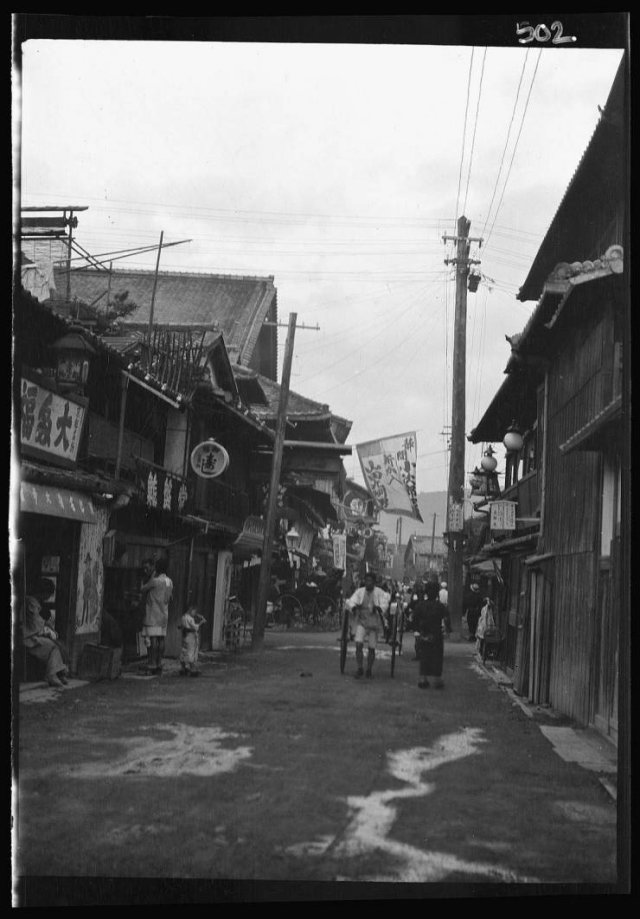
20;481;98;524
558;395;622;455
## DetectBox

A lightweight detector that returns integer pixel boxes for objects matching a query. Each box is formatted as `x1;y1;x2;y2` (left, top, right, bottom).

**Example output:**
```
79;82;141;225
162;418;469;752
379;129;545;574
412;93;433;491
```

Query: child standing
179;604;206;677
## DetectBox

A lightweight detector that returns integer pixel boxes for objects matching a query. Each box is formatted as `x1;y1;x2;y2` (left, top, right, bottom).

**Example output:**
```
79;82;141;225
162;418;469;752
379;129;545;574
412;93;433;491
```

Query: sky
15;25;625;526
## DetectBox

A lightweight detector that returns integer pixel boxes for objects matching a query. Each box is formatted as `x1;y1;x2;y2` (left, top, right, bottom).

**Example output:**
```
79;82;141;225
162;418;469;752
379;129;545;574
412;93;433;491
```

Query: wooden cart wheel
339;604;350;674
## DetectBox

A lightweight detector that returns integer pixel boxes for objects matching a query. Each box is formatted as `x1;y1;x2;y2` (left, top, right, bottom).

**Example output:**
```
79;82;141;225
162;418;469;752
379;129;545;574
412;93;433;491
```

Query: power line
479;50;530;242
462;47;488;217
454;48;475;226
483;49;543;251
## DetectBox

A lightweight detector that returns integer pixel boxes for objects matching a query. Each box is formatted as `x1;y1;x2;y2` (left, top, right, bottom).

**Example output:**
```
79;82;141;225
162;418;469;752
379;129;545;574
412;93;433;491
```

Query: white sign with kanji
490;500;517;531
190;439;230;478
20;376;86;467
448;500;464;532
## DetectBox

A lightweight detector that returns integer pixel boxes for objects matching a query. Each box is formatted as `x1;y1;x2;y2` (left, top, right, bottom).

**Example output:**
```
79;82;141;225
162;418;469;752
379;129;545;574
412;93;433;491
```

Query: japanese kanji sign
356;432;423;521
20;482;97;524
190;439;230;479
20;375;87;468
448;499;464;533
332;533;347;570
490;500;517;531
137;460;190;517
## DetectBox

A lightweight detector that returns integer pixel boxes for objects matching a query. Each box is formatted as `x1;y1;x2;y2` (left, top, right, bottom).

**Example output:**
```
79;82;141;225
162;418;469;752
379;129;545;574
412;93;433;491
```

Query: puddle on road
63;722;253;778
286;727;539;884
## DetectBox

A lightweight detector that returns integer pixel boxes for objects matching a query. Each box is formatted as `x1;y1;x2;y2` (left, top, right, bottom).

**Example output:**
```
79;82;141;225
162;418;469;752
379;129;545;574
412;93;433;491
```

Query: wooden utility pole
442;216;482;632
252;312;297;649
430;512;437;567
147;230;164;365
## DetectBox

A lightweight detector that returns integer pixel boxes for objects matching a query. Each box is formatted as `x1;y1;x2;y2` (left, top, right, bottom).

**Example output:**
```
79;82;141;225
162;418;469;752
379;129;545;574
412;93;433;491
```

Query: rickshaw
339;595;405;677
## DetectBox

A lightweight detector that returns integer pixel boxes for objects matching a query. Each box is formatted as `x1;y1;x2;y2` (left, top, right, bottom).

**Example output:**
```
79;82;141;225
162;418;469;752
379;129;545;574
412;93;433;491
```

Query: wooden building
468;60;628;743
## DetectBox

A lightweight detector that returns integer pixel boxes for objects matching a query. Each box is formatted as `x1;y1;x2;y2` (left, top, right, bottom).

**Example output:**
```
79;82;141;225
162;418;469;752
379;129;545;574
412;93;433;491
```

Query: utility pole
147;230;164;366
252;312;297;649
430;512;437;557
442;216;482;633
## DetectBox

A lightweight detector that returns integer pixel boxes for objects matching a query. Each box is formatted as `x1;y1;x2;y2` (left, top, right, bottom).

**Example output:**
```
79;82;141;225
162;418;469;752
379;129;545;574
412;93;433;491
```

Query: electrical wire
454;48;475;226
462;47;488;218
479;51;530;242
483;49;543;252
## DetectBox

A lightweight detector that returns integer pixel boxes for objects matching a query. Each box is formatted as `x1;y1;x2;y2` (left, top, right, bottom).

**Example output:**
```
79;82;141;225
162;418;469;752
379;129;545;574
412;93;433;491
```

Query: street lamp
50;326;96;393
285;525;301;554
503;421;524;453
480;444;498;472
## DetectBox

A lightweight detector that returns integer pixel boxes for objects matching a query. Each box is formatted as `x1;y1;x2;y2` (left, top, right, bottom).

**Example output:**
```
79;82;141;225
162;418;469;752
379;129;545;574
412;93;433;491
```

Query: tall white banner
356;431;423;521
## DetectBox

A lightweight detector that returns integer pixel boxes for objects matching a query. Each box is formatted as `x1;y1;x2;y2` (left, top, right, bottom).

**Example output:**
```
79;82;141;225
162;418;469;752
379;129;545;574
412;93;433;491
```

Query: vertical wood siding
543;309;611;724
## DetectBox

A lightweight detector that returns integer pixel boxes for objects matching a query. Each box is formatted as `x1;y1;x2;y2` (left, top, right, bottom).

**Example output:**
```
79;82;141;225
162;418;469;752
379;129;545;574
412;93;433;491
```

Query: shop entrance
16;512;79;679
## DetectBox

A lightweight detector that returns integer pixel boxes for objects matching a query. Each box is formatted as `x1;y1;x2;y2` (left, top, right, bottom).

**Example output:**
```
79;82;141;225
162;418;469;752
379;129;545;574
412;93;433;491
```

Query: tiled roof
233;364;338;423
50;267;276;366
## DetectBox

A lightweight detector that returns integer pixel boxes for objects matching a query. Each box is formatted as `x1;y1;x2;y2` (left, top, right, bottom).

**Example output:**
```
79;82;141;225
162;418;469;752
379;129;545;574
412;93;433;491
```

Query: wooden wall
542;307;611;725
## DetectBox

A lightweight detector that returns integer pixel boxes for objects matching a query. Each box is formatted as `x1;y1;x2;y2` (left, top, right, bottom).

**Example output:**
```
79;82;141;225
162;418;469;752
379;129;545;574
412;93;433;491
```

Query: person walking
344;571;390;679
412;580;451;689
463;581;484;642
140;557;173;675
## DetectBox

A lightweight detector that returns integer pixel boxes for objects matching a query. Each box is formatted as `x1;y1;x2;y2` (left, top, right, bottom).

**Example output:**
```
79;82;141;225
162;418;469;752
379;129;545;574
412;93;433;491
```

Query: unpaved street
14;631;619;901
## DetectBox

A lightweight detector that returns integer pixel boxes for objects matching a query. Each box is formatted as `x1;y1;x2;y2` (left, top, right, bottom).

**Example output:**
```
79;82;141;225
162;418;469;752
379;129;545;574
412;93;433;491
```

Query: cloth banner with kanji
356;432;423;521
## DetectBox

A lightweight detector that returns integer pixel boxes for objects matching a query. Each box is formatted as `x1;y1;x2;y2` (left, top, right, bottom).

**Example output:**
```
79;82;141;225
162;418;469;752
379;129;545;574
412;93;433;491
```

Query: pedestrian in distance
463;581;484;642
438;580;448;607
178;598;206;677
140;557;173;675
345;571;390;679
412;580;451;689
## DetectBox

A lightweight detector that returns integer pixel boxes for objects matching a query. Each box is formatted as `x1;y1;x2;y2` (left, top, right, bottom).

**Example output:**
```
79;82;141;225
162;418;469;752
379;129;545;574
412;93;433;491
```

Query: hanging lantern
285;526;301;553
480;444;498;472
50;326;96;391
503;421;524;453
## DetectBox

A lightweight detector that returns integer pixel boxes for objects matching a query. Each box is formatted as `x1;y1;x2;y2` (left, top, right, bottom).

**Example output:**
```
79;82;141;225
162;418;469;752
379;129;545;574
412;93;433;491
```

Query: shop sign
490;500;517;531
332;533;347;569
20;374;87;468
138;460;190;516
448;499;464;532
20;481;97;524
190;439;230;479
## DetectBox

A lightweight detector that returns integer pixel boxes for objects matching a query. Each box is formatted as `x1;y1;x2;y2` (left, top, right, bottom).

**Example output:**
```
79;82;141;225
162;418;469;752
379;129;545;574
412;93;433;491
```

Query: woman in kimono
411;580;451;689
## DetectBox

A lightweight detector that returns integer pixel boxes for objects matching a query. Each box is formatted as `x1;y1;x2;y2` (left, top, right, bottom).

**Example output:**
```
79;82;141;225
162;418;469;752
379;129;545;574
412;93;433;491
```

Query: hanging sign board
490;500;517;531
190;439;230;479
20;374;87;468
332;534;347;570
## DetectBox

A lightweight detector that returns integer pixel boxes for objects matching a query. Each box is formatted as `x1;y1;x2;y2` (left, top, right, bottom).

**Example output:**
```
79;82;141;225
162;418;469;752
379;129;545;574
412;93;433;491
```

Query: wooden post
446;215;470;633
114;371;129;479
252;312;297;649
147;231;164;368
430;512;437;573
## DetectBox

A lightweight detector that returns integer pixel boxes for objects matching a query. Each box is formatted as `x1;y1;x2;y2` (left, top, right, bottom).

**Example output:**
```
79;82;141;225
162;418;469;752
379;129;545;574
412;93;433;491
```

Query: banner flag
356;431;423;521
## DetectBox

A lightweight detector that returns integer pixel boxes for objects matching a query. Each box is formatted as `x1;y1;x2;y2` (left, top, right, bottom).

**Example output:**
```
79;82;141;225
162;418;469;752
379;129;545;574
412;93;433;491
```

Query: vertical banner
212;550;233;650
332;533;347;570
356;432;423;521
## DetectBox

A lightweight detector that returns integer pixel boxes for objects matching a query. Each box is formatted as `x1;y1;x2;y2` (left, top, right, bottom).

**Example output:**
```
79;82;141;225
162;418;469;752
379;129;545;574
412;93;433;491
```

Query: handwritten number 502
517;21;576;44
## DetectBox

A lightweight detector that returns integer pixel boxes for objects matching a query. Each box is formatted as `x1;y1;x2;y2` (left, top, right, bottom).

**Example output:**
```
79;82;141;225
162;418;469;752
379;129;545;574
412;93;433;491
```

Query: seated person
23;578;69;687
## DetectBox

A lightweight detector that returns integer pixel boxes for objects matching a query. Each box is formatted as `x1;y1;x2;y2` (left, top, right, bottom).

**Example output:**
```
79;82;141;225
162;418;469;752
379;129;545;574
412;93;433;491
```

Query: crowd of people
22;553;494;689
344;571;493;689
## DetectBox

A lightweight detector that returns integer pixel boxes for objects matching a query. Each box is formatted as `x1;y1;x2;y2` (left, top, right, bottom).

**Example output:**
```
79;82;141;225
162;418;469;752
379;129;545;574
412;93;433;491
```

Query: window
600;453;621;558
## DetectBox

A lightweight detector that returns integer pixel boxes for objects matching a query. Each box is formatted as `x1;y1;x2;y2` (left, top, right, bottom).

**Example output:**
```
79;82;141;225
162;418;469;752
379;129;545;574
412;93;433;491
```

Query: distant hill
377;491;448;545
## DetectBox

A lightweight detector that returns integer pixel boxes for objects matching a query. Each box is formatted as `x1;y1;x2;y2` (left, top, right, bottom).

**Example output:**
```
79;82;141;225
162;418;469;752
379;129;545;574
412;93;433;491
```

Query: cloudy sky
15;22;625;521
